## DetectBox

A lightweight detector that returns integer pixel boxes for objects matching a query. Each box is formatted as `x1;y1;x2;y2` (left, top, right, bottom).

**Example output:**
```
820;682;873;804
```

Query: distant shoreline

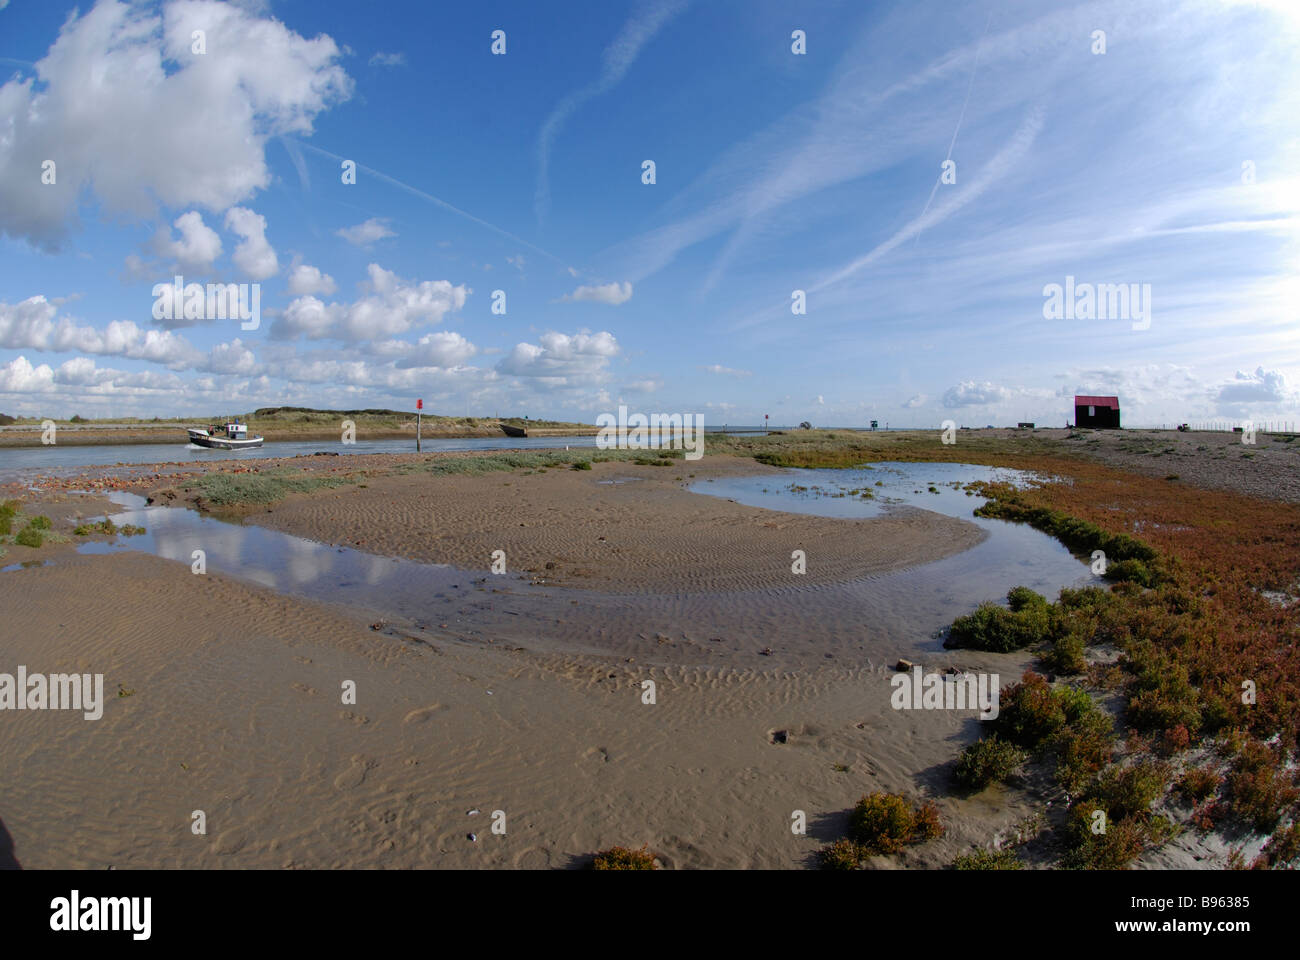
0;424;603;446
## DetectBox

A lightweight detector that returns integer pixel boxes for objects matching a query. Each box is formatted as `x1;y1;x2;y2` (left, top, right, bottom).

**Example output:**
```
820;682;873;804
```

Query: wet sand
243;457;986;593
0;549;1035;869
0;455;1040;869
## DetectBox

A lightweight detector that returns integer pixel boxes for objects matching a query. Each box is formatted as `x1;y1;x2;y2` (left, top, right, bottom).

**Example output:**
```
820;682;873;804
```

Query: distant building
1075;395;1120;429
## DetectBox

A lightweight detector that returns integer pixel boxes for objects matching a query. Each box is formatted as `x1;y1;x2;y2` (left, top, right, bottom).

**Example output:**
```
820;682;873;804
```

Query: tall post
417;411;421;452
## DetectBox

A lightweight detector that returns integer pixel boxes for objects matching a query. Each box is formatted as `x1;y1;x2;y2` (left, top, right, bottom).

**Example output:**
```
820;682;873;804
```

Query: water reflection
54;463;1099;666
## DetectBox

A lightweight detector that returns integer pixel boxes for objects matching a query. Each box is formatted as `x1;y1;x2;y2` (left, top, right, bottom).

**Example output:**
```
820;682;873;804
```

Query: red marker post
416;398;423;452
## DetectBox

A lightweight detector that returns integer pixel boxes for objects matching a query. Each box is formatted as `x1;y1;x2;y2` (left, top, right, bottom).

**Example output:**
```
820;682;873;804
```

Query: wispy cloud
558;281;633;305
703;363;751;377
533;0;688;224
336;217;396;246
291;139;571;268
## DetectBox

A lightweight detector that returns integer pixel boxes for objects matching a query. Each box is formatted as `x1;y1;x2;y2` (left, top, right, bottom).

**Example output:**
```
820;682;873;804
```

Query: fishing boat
187;420;264;449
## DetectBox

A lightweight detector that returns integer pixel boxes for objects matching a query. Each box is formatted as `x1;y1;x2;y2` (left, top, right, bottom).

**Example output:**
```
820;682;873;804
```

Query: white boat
187;421;264;449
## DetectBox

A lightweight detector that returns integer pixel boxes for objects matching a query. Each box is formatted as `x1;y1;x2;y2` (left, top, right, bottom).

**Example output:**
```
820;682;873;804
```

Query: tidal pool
49;461;1097;667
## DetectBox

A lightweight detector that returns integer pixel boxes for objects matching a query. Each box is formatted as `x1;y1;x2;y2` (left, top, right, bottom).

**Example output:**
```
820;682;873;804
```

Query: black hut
1074;395;1120;429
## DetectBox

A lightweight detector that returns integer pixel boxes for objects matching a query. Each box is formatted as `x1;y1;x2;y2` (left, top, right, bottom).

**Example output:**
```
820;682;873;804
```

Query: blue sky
1;0;1297;427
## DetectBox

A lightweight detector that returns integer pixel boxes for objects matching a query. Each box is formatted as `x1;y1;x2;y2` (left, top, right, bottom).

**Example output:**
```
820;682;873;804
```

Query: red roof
1075;395;1119;408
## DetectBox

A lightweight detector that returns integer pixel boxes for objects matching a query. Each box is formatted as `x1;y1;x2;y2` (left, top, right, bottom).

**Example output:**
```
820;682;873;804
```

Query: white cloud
0;354;191;397
55;355;116;386
621;378;662;393
286;262;337;296
224;207;279;280
336;218;396;246
368;51;406;67
206;338;258;375
0;0;352;248
155;210;222;271
271;264;467;341
560;281;633;305
0;356;54;393
1216;366;1295;407
1;295;201;368
390;331;478;368
942;380;1013;408
703;363;751;377
496;331;620;383
903;394;927;408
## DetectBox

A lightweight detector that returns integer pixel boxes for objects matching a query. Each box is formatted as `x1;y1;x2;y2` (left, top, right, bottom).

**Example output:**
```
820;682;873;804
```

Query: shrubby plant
954;736;1027;790
592;844;657;870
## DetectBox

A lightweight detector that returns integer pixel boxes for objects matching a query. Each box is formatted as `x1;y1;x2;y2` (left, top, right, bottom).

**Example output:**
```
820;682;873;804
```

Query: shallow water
691;461;1042;521
0;434;605;480
42;461;1097;667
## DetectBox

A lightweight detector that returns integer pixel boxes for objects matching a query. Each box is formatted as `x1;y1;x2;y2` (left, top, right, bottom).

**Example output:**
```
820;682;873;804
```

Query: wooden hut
1074;395;1120;429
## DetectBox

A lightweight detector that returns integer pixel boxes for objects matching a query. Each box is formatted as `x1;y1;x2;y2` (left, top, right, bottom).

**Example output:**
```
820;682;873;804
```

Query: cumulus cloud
391;331;478;368
271;264;467;341
560;281;633;305
0;356;54;393
942;380;1013;408
368;51;406;67
55;355;117;386
1;295;201;368
336;218;396;246
0;354;191;397
903;394;927;408
270;353;485;391
1216;366;1293;405
0;0;352;248
206;338;258;375
496;331;619;383
703;363;751;377
224;207;279;279
154;211;222;271
286;263;337;296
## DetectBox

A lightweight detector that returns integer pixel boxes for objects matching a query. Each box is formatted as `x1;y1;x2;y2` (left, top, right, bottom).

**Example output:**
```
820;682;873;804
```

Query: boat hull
188;430;264;449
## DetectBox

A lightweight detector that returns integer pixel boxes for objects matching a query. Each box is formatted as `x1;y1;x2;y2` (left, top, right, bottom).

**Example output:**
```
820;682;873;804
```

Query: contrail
534;0;689;225
286;138;571;269
815;102;1044;292
913;9;995;247
727;101;1045;332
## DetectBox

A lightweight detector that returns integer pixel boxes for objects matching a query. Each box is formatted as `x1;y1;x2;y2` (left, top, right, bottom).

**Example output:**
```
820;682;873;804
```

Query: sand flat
0;547;1036;869
247;457;986;593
